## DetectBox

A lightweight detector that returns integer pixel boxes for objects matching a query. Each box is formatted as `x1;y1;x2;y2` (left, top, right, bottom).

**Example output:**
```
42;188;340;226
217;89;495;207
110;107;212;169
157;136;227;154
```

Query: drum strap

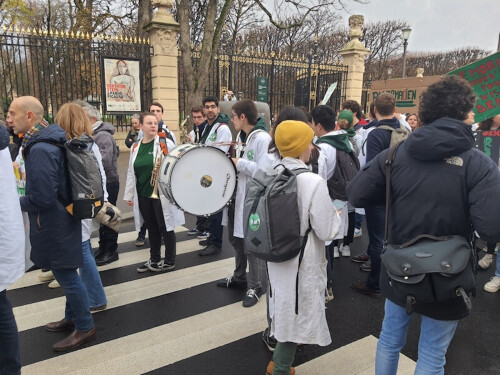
157;132;169;156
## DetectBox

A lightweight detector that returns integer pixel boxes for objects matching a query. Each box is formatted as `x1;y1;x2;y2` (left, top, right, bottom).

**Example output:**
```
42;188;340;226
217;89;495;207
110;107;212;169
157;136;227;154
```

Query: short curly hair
419;75;476;125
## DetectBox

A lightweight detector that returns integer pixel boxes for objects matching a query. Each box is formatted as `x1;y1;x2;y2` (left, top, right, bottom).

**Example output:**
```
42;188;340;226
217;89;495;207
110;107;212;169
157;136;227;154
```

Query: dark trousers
326;243;334;288
195;216;211;232
365;205;385;290
344;211;356;246
0;290;21;375
98;181;119;254
138;195;176;264
208;210;223;249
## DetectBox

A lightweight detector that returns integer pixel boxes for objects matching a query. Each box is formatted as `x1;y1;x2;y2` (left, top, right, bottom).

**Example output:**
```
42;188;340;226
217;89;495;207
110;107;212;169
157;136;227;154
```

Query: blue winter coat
20;124;82;269
347;118;500;320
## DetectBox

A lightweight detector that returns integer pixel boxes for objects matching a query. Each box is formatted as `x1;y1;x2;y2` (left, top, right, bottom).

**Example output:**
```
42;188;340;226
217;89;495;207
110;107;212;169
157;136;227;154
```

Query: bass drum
158;144;237;216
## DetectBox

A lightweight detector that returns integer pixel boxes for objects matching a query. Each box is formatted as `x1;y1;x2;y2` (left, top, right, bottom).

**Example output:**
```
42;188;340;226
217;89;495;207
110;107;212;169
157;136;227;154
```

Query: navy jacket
20;124;82;269
365;117;400;163
347;118;500;320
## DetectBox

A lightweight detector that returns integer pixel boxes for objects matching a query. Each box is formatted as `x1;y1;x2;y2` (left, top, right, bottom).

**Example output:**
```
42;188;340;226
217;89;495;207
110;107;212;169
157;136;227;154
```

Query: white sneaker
341;244;351;257
333;246;340;258
484;276;500;293
325;287;334;303
354;228;362;238
478;253;494;270
38;270;55;282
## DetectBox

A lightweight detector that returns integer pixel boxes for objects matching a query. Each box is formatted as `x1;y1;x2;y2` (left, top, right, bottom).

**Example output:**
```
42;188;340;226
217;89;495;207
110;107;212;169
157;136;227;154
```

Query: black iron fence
0;28;152;129
178;49;348;120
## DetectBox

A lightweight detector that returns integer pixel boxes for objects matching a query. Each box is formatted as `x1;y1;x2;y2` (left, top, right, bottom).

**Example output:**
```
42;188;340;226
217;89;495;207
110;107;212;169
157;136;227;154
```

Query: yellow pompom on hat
275;120;314;158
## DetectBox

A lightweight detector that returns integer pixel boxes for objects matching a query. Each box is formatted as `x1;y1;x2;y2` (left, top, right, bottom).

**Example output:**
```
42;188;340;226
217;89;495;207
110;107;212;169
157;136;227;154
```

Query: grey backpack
244;166;311;263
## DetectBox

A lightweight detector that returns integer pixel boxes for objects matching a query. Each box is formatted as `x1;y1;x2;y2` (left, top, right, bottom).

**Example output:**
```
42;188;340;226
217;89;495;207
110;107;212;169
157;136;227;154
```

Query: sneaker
351;252;369;263
262;328;277;352
39;270;55;283
162;262;175;272
216;276;247;289
333;246;340;258
187;228;200;236
266;361;295;375
90;304;107;312
354;228;362;238
148;259;166;272
479;253;494;270
242;288;262;307
135;235;145;247
360;259;371;272
199;239;209;247
484;276;500;293
48;279;61;289
341;244;351;257
137;259;152;273
197;231;210;239
325;287;334;303
351;280;381;298
198;244;221;256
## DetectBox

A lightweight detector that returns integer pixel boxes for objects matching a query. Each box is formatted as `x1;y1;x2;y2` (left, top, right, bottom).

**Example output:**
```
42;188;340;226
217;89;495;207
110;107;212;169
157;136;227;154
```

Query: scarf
21;119;50;149
316;132;352;153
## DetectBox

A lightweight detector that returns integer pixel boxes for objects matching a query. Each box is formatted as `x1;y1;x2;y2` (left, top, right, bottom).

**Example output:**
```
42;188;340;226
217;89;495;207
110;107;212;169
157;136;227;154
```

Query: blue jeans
208;210;223;248
496;250;500;278
376;299;458;375
355;212;363;229
365;205;385;290
51;268;94;332
0;290;21;375
80;240;107;308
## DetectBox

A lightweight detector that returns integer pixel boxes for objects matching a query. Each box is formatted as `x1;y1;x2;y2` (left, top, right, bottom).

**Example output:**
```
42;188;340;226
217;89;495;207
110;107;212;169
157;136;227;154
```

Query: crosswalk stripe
295;335;416;374
14;258;235;332
21;302;268;375
8;237;202;291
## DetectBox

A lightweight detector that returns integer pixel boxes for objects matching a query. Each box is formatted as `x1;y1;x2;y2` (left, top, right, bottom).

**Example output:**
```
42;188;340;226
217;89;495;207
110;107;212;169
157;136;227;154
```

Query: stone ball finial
416;68;424;78
348;15;364;40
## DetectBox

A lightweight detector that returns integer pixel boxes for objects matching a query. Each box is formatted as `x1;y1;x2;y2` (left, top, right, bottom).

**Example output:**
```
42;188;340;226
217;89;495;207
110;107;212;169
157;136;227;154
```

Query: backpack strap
157;132;169;156
384;140;404;245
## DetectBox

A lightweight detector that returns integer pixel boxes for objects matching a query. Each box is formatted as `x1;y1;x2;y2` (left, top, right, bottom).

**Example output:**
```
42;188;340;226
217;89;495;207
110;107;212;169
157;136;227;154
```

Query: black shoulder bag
380;142;476;314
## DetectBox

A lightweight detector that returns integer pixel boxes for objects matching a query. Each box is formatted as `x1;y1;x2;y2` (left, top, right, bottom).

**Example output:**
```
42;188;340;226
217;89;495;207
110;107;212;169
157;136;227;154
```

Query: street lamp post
402;27;412;78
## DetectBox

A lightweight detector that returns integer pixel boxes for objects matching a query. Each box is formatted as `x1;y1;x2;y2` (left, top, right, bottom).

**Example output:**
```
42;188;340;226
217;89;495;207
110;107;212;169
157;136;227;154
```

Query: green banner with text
448;51;500;124
257;77;268;103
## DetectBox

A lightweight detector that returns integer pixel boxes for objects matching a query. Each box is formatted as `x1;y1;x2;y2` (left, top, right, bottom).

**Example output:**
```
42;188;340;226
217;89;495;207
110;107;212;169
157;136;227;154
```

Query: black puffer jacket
347;118;500;320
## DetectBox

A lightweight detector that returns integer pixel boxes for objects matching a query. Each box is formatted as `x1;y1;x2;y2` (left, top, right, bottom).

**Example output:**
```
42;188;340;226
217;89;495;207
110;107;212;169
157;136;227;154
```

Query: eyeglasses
204;105;217;110
230;114;237;119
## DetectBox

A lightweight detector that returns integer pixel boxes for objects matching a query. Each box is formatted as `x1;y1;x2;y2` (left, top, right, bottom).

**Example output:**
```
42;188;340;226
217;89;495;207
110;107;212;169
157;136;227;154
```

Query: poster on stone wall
448;52;500;124
101;56;143;114
474;130;500;167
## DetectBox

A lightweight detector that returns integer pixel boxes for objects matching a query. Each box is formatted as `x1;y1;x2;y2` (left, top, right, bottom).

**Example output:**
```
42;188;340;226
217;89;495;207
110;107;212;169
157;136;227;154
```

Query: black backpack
25;134;104;219
326;150;360;200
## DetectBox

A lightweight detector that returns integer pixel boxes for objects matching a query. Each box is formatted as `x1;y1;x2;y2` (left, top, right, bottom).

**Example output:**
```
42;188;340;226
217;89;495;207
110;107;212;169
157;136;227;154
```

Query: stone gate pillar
144;0;180;141
339;15;370;104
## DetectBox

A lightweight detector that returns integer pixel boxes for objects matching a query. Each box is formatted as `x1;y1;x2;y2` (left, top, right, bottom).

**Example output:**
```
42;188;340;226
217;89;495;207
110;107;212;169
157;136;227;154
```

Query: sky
341;0;500;53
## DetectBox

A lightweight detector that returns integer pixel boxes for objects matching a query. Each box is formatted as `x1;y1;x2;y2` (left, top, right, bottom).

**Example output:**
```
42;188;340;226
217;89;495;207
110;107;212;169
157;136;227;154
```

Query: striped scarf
21;119;50;149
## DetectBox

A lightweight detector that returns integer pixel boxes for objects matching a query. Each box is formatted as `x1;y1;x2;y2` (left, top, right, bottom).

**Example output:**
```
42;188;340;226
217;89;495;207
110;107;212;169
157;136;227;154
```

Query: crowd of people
1;74;500;375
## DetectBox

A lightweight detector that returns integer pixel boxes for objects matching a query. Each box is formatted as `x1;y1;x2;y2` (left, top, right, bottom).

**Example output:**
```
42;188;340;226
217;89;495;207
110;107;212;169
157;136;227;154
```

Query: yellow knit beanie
275;120;314;158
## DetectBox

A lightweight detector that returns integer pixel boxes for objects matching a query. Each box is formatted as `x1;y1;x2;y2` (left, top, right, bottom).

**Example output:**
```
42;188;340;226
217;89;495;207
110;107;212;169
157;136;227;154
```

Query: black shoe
360;259;371;272
351;252;369;263
95;251;119;266
243;288;262;307
262;328;277;352
351;281;381;298
216;276;247;289
137;260;152;273
135;235;145;247
198;244;221;256
199;239;209;247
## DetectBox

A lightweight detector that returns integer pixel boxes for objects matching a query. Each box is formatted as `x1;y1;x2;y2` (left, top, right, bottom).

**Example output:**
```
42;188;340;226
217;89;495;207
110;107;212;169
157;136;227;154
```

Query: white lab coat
123;135;185;232
268;157;339;346
0;148;25;291
201;121;232;154
230;129;273;238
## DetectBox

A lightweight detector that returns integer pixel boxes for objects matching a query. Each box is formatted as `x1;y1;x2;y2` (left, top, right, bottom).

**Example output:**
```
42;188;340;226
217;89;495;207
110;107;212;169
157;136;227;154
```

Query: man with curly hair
347;75;500;374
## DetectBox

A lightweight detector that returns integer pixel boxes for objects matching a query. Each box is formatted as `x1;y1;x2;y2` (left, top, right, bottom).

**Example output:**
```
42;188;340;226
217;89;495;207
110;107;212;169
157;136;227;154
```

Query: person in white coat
0;125;25;374
124;112;185;272
216;100;273;307
265;120;339;375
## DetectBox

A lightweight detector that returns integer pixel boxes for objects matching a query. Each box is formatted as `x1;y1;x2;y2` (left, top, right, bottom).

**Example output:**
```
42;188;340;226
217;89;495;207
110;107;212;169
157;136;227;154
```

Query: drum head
160;146;237;216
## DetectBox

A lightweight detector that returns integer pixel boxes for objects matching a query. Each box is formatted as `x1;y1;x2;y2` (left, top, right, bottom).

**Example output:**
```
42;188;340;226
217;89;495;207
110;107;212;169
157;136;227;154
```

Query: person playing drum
198;96;233;256
124;112;185;272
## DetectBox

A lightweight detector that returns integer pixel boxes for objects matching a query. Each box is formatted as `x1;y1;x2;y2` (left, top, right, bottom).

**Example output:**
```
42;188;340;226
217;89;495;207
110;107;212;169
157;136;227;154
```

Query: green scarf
316;132;352;153
238;117;268;143
200;113;230;144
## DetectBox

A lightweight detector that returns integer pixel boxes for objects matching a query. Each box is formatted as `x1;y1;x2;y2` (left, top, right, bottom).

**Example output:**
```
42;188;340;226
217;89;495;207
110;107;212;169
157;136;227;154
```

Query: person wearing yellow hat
266;120;340;375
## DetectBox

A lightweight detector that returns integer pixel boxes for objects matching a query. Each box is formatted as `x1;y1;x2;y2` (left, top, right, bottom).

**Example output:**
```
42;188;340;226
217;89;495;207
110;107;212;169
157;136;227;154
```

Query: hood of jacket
94;121;115;135
406;117;474;161
316;130;352;153
27;123;67;147
239;117;268;142
215;112;230;125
